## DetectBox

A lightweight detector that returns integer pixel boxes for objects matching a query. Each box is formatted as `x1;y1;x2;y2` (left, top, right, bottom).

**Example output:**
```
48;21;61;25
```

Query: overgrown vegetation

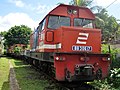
0;57;10;90
14;46;22;54
91;44;120;90
102;44;120;68
10;58;49;90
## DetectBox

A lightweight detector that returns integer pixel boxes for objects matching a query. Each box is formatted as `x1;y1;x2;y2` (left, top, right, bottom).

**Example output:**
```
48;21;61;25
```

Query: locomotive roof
36;4;95;31
48;4;95;19
38;4;95;24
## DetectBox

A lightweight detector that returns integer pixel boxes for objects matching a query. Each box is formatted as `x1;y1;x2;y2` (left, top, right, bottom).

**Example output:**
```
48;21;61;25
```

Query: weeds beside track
7;56;100;90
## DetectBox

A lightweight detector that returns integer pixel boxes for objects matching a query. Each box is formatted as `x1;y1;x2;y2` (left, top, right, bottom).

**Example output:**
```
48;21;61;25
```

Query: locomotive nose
54;26;101;53
65;64;95;82
75;65;93;76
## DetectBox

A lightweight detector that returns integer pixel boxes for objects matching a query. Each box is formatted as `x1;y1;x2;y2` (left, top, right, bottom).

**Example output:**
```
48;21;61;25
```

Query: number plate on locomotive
72;46;92;51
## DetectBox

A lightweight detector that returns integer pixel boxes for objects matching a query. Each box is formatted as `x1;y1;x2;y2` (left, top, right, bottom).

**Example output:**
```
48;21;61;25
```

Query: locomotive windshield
48;15;70;29
74;18;93;28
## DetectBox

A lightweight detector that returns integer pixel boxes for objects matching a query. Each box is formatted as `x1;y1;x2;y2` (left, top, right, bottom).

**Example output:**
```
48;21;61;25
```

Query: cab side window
39;19;46;32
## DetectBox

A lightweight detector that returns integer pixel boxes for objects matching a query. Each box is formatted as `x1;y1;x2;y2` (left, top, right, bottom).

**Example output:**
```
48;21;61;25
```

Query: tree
69;0;93;7
4;25;32;47
0;31;7;37
95;9;120;43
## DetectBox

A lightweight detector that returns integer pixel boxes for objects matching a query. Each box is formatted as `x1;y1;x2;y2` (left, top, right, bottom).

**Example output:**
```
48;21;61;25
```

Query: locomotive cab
29;4;111;82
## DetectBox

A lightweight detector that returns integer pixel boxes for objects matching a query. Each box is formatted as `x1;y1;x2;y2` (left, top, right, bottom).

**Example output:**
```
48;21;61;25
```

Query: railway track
20;56;99;90
7;55;99;90
30;64;70;90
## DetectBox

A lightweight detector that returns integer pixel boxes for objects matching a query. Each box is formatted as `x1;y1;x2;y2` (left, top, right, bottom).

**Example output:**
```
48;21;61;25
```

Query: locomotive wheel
29;58;33;65
42;62;48;73
35;60;39;67
33;60;36;66
96;69;102;79
32;60;39;67
39;62;48;73
47;63;55;78
38;61;42;70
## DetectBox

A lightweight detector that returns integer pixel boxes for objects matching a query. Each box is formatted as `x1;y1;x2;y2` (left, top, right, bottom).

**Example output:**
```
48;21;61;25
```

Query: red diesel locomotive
26;4;111;82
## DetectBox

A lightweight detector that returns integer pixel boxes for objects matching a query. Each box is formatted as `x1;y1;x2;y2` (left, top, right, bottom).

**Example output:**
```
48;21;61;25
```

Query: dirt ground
9;60;20;90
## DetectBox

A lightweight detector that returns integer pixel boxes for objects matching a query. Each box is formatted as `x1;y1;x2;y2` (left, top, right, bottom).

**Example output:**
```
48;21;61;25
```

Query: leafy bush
102;44;120;89
14;46;21;54
102;44;120;68
91;79;112;90
108;68;120;89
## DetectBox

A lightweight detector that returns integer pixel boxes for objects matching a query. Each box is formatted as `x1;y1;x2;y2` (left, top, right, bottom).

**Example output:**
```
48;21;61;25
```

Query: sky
0;0;120;32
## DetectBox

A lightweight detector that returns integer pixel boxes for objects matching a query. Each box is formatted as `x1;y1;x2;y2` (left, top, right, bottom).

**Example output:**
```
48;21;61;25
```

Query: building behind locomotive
29;4;111;82
7;44;26;57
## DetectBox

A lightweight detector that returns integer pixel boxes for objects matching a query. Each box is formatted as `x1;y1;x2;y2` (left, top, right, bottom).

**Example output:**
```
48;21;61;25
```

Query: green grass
10;59;49;90
0;57;10;90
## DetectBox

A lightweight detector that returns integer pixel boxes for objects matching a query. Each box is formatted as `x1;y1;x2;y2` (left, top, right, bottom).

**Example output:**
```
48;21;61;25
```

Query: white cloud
36;5;47;14
96;0;120;7
31;4;57;14
8;0;55;15
8;0;57;16
0;13;38;32
9;0;25;7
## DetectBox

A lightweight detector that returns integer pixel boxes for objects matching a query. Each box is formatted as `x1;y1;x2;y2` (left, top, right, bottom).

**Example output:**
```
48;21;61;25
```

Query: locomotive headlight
55;57;59;60
102;57;110;61
55;56;66;61
60;57;66;61
80;57;85;61
68;9;77;14
108;58;110;60
73;10;77;14
80;57;89;62
68;9;72;14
